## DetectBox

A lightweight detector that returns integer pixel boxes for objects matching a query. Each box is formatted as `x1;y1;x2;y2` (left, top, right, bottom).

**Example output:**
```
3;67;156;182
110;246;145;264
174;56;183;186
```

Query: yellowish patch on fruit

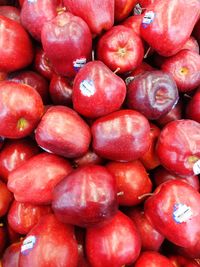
17;118;28;131
117;47;127;57
179;67;188;75
188;155;199;164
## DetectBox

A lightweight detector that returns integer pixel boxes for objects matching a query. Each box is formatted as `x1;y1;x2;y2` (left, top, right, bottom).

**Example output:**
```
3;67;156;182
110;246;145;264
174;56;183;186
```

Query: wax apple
144;180;200;248
128;207;164;251
122;14;143;36
186;89;200;123
86;211;141;267
140;0;200;56
106;160;152;206
49;74;73;106
127;71;179;120
0;15;33;72
0;138;39;182
52;165;118;227
0;6;20;22
0;81;44;139
114;0;137;22
63;0;114;35
2;241;21;267
97;26;144;73
41;12;92;77
92;109;150;161
19;214;78;267
8;152;72;204
72;61;126;118
8;201;52;234
134;251;174;267
35;106;91;158
156;120;200;176
0;180;13;217
73;150;104;168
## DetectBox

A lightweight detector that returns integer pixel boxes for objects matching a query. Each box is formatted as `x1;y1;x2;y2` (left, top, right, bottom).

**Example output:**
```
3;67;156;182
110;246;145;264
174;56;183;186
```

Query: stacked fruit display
0;0;200;266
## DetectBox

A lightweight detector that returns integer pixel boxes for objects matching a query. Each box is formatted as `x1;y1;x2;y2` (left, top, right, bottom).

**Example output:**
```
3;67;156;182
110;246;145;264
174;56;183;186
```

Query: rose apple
114;0;138;22
134;251;174;267
97;25;144;73
0;81;44;139
0;6;20;22
41;12;92;77
91;109;151;161
0;180;13;217
8;152;72;204
2;241;21;267
186;89;200;123
35;106;91;158
72;61;126;118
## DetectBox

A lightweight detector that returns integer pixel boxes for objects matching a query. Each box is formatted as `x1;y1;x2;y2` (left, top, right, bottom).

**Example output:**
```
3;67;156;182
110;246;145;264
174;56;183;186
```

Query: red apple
0;6;20;22
169;255;199;267
86;211;141;267
0;180;13;217
8;152;72;204
0;15;33;72
182;36;199;54
41;12;92;77
106;160;152;206
6;224;21;244
97;25;144;73
114;0;138;22
177;239;200;259
72;61;126;118
186;88;200;123
35;106;91;158
19;214;79;267
2;241;21;267
73;149;104;168
144;180;200;248
0;224;7;257
92;109;151;161
134;251;174;267
122;14;143;36
52;165;118;227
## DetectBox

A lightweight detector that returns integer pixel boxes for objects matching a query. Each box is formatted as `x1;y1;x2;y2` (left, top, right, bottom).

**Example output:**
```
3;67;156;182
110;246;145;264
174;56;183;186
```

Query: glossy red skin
128;207;164;251
8;152;72;204
35;106;91;158
140;0;200;56
41;12;92;77
0;225;7;257
73;150;104;168
153;166;200;191
21;0;59;41
122;14;143;36
34;47;54;80
134;251;174;267
9;71;50;104
156;120;200;176
169;255;199;267
97;26;144;74
114;0;138;22
63;0;114;35
182;36;199;54
161;50;200;92
177;239;200;258
86;211;141;267
144;180;200;248
140;122;160;170
92;109;150;161
52;165;118;227
0;138;39;182
72;61;126;118
106;160;152;206
138;0;156;7
0;15;33;72
49;74;73;106
2;241;22;267
19;214;78;267
8;201;52;235
0;180;13;217
127;71;179;120
0;6;20;22
7;224;21;244
186;89;200;123
0;81;44;139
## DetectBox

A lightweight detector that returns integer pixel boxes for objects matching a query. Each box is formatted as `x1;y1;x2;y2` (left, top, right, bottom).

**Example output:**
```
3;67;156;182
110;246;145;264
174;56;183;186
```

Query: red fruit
128;207;164;251
156;120;200;176
169;255;199;267
0;81;44;139
41;12;92;77
181;36;199;54
19;214;78;267
0;224;7;257
8;201;52;235
177;239;200;258
52;165;118;227
7;224;21;244
134;251;174;267
0;6;20;22
35;106;91;158
73;150;104;168
122;14;143;36
140;0;200;56
0;180;13;217
72;61;126;118
63;0;114;35
186;89;200;123
0;15;33;72
8;152;72;204
2;241;22;267
106;160;152;206
97;25;144;73
144;180;200;248
86;211;141;267
114;0;138;22
92;109;150;161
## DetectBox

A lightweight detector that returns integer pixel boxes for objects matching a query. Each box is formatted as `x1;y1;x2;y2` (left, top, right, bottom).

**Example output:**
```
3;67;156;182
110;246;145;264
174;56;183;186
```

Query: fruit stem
144;46;151;58
117;191;124;196
114;67;121;74
138;193;153;200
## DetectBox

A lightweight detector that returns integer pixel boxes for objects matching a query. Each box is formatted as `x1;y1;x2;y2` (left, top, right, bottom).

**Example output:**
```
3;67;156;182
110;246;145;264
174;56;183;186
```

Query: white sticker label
21;236;36;255
125;76;135;85
28;0;37;3
73;58;86;72
193;160;200;175
134;3;142;15
173;204;193;224
80;79;95;97
142;11;155;28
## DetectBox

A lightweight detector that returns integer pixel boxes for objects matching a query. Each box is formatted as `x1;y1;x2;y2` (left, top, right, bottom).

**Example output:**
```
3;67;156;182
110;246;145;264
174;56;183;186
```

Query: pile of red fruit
0;0;200;266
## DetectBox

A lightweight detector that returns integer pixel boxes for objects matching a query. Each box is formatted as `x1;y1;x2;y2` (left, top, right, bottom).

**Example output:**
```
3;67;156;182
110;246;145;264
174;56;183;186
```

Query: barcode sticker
73;58;86;72
21;236;36;255
193;160;200;175
173;203;193;224
80;79;95;97
125;76;135;85
134;3;142;15
142;11;155;28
